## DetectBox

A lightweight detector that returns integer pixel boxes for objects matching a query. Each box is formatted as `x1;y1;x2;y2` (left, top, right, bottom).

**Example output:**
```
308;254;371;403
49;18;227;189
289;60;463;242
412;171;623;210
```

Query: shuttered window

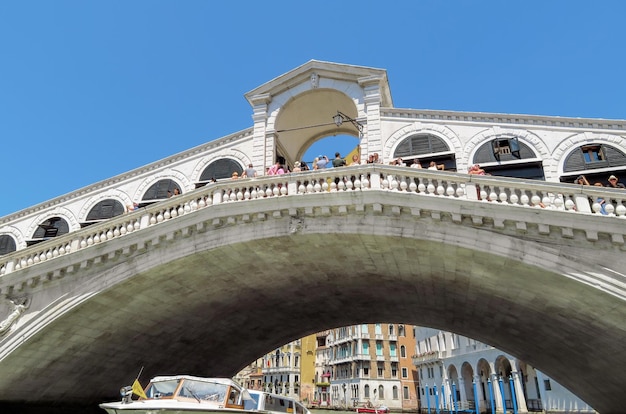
0;235;16;255
200;159;243;181
393;134;450;158
32;217;69;239
563;144;626;173
86;199;125;221
142;179;182;200
473;138;536;164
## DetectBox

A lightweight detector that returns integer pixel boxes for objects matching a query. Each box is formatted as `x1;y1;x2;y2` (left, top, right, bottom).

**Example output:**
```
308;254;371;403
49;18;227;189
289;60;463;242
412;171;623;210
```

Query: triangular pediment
245;60;392;107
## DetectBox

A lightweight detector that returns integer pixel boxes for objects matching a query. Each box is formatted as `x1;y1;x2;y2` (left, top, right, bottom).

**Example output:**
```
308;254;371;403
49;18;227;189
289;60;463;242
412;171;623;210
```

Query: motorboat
355;403;389;413
244;389;311;414
99;375;253;414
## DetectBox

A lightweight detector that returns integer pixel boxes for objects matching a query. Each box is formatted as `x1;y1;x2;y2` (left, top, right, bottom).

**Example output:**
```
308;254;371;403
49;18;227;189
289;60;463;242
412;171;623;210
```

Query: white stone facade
413;327;596;413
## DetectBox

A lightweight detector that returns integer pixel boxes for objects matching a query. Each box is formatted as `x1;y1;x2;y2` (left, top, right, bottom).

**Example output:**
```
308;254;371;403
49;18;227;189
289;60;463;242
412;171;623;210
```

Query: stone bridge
0;165;625;413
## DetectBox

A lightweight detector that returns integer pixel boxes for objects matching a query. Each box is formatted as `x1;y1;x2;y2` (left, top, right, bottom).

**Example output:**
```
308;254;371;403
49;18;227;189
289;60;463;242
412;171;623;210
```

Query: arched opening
274;88;360;168
460;362;475;411
495;356;514;411
139;179;182;207
0;234;16;255
198;159;243;186
82;199;125;227
393;134;457;170
561;143;626;184
28;217;69;246
472;137;544;179
301;135;360;170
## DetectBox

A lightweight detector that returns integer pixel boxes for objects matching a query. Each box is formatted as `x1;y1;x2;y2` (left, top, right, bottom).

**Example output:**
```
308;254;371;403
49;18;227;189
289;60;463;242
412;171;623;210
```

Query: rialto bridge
0;61;626;413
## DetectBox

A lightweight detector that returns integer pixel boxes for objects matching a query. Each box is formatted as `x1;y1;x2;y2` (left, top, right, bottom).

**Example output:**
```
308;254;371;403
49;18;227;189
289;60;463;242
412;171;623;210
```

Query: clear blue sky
2;1;625;218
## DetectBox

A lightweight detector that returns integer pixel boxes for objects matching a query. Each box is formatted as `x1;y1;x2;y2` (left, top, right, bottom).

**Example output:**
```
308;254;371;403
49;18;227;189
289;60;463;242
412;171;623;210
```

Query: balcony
412;350;442;364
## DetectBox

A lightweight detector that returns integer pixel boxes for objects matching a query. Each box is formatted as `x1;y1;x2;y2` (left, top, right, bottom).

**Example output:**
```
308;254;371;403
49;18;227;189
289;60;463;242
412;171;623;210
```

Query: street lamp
332;111;364;137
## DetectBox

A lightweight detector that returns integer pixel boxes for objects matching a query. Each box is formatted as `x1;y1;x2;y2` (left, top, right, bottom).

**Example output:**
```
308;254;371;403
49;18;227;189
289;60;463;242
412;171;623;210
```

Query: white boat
244;389;311;414
100;375;253;414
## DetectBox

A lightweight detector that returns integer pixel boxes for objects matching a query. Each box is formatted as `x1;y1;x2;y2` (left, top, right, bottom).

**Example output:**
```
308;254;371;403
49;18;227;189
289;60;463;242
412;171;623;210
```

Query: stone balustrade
1;165;625;283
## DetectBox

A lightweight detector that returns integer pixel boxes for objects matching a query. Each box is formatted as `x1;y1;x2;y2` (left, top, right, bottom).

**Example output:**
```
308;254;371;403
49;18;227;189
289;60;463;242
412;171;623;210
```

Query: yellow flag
132;379;148;399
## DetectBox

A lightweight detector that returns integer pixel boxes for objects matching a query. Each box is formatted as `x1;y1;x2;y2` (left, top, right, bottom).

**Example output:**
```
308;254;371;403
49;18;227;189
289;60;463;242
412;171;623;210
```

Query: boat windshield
146;379;179;398
244;393;261;410
177;379;229;402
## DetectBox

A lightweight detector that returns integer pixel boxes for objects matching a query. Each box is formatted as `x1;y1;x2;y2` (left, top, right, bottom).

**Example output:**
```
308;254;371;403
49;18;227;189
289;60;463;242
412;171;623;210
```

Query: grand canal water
0;404;364;414
0;404;363;414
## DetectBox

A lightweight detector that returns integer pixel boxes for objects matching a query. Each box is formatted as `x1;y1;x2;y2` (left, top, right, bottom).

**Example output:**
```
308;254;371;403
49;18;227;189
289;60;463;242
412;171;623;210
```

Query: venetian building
262;340;302;400
325;323;418;411
412;327;595;413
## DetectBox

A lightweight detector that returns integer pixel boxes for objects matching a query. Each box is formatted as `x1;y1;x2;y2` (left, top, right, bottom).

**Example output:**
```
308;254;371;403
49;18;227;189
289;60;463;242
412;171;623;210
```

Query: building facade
413;327;595;413
323;323;418;411
261;340;303;399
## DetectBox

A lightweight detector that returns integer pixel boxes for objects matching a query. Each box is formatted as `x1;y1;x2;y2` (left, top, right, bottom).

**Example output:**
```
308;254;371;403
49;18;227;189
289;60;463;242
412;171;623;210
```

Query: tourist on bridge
607;174;625;188
332;152;346;168
267;161;285;175
241;163;257;178
316;155;329;169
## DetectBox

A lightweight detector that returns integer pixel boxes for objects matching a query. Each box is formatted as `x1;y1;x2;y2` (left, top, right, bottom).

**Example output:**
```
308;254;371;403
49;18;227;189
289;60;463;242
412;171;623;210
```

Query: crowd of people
573;174;625;214
125;151;623;215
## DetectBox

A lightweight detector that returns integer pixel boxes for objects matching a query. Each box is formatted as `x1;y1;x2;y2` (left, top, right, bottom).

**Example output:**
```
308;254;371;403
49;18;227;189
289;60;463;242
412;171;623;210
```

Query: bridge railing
1;165;625;281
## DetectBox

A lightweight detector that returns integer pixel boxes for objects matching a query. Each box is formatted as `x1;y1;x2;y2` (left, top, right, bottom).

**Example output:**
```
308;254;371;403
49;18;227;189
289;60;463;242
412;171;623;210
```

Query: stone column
248;93;272;174
511;370;528;413
358;75;383;161
490;373;504;413
458;378;468;409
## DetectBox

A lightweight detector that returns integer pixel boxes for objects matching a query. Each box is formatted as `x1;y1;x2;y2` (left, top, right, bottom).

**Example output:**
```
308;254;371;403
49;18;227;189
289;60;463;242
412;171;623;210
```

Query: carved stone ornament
310;72;319;89
0;296;29;336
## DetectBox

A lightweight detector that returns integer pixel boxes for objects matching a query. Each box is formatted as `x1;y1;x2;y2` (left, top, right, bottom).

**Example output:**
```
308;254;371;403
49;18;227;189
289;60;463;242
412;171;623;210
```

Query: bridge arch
1;188;624;413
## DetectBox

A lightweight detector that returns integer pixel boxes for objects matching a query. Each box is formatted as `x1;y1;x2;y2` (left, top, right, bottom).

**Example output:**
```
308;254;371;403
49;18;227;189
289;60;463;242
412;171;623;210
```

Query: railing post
70;237;81;253
140;212;151;229
287;179;298;195
370;172;381;190
574;194;592;213
213;189;223;205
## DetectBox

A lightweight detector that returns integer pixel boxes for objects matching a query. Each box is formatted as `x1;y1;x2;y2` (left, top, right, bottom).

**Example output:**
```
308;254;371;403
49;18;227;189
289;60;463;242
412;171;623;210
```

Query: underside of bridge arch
1;204;624;413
